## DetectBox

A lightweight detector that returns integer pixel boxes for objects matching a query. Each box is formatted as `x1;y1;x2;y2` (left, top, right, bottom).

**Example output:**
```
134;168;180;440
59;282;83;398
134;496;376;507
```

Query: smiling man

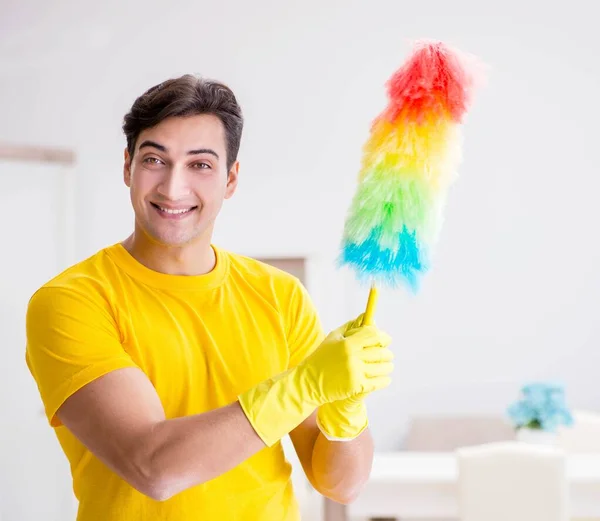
25;75;394;520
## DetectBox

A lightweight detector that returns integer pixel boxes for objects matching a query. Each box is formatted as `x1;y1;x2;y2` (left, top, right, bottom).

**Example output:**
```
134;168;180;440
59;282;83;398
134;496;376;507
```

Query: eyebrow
138;140;219;159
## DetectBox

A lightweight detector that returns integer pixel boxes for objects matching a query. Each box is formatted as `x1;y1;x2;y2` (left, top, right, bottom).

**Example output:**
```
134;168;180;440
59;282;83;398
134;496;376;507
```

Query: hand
317;314;394;441
295;319;393;406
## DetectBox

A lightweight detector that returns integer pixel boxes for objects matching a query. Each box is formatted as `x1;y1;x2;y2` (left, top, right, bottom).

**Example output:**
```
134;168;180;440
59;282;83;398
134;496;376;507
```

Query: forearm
137;402;264;500
311;427;374;504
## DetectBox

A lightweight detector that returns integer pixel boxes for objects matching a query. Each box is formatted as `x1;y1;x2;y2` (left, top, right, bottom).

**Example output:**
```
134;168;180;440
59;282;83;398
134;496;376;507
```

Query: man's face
124;114;239;247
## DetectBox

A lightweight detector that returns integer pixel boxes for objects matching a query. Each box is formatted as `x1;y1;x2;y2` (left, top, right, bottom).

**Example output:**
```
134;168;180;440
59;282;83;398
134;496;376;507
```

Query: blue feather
339;226;430;292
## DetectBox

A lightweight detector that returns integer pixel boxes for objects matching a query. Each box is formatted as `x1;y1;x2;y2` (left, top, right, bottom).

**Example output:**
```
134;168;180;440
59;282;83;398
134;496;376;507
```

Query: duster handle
363;284;379;326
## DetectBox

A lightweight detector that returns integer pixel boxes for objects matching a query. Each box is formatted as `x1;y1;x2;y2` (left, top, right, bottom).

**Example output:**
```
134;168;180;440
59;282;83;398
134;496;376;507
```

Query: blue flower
507;382;574;432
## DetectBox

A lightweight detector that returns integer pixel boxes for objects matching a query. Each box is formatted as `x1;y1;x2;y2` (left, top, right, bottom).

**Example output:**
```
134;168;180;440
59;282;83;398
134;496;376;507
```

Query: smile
151;203;198;217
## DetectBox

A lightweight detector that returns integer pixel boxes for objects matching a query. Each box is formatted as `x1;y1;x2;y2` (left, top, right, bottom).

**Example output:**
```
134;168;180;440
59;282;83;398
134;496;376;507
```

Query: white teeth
158;206;192;215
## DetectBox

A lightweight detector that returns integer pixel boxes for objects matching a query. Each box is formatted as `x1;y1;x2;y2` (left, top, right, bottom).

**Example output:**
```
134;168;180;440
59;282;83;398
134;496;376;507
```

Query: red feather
385;41;478;124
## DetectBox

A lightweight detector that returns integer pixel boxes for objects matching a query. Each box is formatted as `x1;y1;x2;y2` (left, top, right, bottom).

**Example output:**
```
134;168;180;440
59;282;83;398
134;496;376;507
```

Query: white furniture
403;415;515;451
457;442;568;521
557;410;600;454
323;450;600;520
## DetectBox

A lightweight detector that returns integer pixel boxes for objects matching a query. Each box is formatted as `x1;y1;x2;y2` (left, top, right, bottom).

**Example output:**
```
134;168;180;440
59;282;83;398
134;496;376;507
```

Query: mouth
150;202;198;219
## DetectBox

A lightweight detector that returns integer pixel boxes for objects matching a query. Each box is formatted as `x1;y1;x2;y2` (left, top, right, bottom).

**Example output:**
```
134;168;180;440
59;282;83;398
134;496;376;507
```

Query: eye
143;157;164;165
193;162;211;170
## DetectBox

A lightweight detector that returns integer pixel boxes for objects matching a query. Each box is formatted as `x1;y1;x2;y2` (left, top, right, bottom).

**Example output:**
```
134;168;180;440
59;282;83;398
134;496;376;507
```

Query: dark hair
122;74;244;170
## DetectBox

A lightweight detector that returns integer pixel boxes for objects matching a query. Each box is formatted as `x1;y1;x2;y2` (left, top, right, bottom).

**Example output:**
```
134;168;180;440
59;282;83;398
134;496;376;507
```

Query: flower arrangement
507;382;574;432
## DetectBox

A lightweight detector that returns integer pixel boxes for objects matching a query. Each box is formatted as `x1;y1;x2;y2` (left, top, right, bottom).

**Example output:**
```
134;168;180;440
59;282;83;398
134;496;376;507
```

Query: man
25;74;394;520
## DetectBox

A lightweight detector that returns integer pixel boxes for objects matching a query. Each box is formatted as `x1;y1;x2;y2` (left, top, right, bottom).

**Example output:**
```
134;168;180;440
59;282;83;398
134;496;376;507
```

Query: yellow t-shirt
25;243;325;521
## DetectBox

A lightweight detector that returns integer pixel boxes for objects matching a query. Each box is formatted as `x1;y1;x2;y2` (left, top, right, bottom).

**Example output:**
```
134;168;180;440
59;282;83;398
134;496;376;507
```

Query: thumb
344;313;378;337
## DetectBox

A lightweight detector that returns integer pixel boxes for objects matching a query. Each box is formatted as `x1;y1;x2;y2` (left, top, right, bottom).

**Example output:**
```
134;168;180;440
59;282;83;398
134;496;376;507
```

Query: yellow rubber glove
238;319;393;447
316;314;393;441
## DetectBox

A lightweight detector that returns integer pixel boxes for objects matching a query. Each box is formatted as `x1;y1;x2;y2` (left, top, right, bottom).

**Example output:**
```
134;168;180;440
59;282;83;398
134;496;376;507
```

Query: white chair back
457;441;568;521
557;410;600;453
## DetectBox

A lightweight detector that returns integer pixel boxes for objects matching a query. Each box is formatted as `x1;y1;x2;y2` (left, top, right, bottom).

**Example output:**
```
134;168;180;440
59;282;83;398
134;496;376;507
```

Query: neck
122;227;216;276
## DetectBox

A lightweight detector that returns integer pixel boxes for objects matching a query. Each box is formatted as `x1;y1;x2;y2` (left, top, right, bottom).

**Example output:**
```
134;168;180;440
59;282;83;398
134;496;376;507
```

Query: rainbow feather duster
339;40;483;323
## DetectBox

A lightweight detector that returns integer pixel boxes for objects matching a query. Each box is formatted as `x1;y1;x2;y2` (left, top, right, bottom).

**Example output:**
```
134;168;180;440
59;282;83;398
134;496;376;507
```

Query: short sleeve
25;286;139;427
285;279;326;369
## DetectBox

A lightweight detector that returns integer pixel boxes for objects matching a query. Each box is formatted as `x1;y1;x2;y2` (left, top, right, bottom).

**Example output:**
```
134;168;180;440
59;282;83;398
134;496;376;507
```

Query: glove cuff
238;366;318;447
316;399;368;441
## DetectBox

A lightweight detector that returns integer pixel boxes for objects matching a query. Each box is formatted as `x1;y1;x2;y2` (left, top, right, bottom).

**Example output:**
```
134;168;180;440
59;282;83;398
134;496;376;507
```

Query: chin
136;210;212;247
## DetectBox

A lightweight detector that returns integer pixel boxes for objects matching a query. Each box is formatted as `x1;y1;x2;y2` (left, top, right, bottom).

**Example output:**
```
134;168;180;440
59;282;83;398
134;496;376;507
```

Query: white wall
1;0;599;455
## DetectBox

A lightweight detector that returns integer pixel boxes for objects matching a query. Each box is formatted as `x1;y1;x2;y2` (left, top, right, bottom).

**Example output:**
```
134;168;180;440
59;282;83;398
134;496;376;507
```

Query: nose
156;166;191;200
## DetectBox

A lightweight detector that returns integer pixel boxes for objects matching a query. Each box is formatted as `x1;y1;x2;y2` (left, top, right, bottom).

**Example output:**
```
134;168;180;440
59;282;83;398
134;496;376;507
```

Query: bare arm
290;413;373;504
56;367;265;501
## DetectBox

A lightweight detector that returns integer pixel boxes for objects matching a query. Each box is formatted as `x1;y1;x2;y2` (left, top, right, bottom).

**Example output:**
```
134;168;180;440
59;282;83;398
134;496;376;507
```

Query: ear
123;148;132;187
224;161;240;200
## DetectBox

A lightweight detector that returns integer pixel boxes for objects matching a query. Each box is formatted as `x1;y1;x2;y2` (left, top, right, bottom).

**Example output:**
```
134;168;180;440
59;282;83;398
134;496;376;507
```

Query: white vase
516;428;558;445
